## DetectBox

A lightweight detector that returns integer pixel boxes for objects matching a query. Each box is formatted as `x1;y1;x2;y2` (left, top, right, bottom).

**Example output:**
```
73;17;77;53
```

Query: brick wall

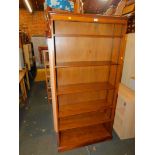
19;9;46;36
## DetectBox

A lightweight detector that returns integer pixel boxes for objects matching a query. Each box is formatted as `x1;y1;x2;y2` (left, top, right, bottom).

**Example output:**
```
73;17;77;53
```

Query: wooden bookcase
47;13;127;151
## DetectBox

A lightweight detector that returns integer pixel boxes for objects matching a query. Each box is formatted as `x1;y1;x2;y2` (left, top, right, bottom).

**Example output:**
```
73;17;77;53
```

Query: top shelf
49;13;127;24
53;34;123;38
55;61;118;68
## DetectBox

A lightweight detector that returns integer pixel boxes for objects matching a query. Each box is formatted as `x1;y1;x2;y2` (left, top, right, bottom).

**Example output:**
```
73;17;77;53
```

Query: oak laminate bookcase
47;13;127;151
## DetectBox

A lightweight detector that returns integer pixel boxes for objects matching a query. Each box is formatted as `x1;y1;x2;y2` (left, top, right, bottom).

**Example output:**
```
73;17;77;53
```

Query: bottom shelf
58;124;112;151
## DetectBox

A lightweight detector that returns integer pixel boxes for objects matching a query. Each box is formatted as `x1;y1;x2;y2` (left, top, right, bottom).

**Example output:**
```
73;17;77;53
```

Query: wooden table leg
20;79;27;102
25;69;30;90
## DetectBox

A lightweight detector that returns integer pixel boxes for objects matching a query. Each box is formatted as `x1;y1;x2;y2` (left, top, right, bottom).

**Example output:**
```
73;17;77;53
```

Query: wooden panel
54;34;123;38
23;44;32;70
111;38;121;63
114;24;124;36
56;61;118;68
59;99;112;117
57;82;115;95
47;37;58;132
56;37;113;62
58;90;107;105
59;124;112;151
59;109;112;130
57;66;109;86
55;21;114;35
49;13;127;24
109;32;127;132
109;65;118;86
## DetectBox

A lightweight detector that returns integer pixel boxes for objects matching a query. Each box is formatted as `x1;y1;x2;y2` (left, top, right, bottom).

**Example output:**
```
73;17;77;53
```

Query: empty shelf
59;124;112;151
57;82;115;95
54;34;123;38
59;99;112;118
59;109;112;131
55;61;118;68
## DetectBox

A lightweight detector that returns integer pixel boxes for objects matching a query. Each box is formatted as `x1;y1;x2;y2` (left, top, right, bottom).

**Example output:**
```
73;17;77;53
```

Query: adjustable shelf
59;99;112;118
59;109;112;131
47;13;127;151
57;82;115;95
55;61;118;68
53;34;123;38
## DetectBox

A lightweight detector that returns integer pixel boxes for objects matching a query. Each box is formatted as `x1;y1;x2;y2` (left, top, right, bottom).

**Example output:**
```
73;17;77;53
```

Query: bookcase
47;13;127;151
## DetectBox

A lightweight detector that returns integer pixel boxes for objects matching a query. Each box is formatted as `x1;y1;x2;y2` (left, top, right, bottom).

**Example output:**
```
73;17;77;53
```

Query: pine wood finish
47;13;127;151
59;124;112;151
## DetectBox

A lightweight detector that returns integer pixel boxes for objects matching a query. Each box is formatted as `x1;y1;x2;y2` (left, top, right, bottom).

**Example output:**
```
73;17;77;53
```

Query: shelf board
59;110;112;131
59;124;112;151
54;34;123;38
55;61;118;68
57;82;115;95
59;99;112;118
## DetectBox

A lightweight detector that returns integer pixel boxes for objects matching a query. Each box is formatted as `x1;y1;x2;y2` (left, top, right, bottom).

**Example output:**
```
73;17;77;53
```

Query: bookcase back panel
58;90;107;105
57;66;109;86
55;21;115;35
55;38;113;62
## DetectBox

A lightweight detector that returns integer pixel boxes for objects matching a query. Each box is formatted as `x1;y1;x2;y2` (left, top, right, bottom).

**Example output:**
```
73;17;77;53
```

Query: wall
19;9;46;36
121;33;135;90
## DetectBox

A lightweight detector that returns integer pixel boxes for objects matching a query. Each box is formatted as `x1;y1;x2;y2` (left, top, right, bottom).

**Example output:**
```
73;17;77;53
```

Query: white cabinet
113;83;135;139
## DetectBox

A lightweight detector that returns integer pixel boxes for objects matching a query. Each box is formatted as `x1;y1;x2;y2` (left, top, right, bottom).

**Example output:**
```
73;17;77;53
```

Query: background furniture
47;13;127;151
38;46;48;64
31;36;47;68
43;50;52;104
113;83;135;139
19;68;30;102
121;33;135;91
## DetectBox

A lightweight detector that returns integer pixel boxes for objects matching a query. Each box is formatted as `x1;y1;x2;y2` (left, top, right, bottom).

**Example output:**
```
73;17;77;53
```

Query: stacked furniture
47;13;127;151
43;50;52;104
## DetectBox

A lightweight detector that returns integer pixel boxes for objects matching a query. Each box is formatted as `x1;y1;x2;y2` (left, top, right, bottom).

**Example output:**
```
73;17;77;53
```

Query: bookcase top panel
48;13;127;24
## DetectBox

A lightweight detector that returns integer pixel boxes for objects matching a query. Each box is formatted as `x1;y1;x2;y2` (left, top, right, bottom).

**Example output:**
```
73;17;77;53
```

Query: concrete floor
19;82;135;155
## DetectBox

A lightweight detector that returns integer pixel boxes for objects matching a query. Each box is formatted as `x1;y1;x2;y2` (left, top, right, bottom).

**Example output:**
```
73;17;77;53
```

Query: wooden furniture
113;83;135;139
43;50;52;104
38;46;48;64
47;13;127;151
23;44;33;70
19;68;30;102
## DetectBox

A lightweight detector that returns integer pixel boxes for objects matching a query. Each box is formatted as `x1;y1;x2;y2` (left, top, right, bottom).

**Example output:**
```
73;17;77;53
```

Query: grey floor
19;82;135;155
